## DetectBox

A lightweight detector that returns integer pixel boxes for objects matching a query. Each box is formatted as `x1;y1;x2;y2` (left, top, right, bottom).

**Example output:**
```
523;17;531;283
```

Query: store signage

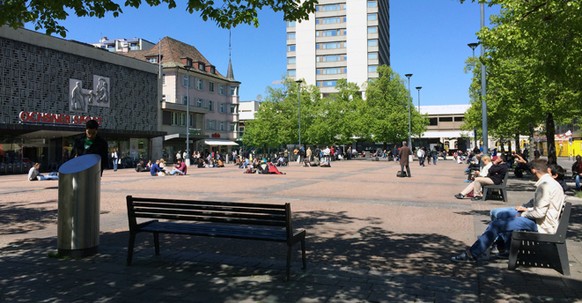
19;111;102;126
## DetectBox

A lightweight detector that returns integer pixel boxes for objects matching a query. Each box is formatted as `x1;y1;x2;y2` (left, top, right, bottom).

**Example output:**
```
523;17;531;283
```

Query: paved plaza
1;158;581;302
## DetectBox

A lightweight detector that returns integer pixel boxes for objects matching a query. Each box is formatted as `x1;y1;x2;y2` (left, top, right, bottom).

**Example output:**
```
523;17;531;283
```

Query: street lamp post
468;42;479;150
296;79;303;151
185;71;191;166
480;2;488;154
415;86;422;141
404;74;413;150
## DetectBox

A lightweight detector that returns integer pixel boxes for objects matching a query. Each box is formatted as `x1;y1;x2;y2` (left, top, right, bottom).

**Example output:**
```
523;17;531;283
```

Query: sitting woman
169;159;187;175
28;163;58;181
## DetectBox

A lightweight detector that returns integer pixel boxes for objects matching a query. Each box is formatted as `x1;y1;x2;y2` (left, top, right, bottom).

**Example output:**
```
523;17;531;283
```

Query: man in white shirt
451;159;565;262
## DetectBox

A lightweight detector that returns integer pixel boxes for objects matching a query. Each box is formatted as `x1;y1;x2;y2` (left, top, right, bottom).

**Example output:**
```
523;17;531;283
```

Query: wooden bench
126;195;307;280
508;202;572;275
483;173;509;202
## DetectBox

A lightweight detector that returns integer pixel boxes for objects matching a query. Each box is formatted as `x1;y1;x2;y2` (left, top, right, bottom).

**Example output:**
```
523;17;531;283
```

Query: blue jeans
576;174;581;190
469;215;537;260
113;159;118;171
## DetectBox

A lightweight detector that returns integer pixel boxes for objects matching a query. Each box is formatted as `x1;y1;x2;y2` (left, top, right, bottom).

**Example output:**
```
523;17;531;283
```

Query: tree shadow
0;200;57;235
1;209;581;302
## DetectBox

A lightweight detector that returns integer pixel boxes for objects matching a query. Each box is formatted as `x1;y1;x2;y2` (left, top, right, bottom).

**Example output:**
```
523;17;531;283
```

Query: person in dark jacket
71;119;109;175
398;141;412;177
455;156;507;201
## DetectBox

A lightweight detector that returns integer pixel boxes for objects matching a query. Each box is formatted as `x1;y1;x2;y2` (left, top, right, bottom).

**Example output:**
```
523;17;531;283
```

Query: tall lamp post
404;73;413;149
296;79;303;150
415;86;422;141
480;2;488;154
184;70;191;166
468;42;479;150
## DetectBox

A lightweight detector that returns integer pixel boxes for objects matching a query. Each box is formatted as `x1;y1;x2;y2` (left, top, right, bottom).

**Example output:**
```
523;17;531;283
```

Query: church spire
226;30;235;80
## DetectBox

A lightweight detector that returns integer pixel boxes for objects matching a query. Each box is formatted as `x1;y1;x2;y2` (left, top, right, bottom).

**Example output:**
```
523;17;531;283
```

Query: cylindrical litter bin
57;154;101;257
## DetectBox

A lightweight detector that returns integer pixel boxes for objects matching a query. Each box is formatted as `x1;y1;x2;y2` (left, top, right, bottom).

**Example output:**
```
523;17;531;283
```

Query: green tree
462;0;582;163
364;65;426;146
0;0;317;37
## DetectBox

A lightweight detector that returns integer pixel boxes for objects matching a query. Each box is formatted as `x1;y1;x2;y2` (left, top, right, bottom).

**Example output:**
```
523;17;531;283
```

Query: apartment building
287;0;389;95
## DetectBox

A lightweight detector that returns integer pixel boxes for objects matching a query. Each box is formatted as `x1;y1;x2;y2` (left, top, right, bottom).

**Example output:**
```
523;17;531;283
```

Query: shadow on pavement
0;200;57;235
1;209;581;302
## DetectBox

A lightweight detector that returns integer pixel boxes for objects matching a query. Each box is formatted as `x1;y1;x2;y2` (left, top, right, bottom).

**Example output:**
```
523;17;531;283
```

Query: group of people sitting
148;158;187;176
242;158;285;175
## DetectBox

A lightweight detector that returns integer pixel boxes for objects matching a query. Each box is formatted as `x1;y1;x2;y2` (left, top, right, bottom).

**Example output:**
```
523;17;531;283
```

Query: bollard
57;154;101;257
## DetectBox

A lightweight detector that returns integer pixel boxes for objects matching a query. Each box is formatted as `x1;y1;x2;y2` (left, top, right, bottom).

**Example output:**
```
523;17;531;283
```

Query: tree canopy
0;0;317;37
462;0;582;163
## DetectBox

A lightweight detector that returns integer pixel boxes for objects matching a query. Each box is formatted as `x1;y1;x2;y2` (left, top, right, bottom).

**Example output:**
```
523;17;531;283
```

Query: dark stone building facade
0;27;164;174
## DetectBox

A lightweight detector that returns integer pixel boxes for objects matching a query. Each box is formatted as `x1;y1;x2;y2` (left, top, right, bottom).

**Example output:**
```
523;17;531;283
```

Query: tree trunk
515;133;520;154
546;112;557;165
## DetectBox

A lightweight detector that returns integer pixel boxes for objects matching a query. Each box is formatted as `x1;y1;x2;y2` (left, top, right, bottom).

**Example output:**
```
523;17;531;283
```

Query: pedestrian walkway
1;159;581;302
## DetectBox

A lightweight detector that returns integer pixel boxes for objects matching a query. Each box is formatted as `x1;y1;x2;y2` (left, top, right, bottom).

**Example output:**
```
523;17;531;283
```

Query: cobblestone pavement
1;158;581;302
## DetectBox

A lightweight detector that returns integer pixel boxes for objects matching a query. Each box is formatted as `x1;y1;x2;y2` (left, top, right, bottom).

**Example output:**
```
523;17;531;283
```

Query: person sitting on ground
197;158;205;168
216;158;225;167
267;162;286;174
257;159;269;174
451;159;565;262
150;159;163;176
571;155;582;191
455;155;507;201
135;160;149;172
169;159;187;175
28;163;58;181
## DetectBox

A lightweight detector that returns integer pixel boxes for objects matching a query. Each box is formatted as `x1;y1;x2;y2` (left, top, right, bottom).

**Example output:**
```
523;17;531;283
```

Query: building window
287;32;296;40
316;80;338;87
316;67;347;75
368;65;378;73
367;13;377;21
182;95;188;105
197;99;203;107
197;78;203;90
368;52;378;60
220;122;225;131
219;103;226;113
368;26;378;34
316;41;347;50
287;69;296;77
198;62;205;71
230;105;236;113
207;120;216;130
316;3;345;11
230;86;237;96
219;85;225;95
287;44;296;52
147;57;158;63
316;16;346;25
454;117;465;122
368;39;378;47
286;21;296;27
439;117;453;122
367;0;378;8
316;29;347;37
429;118;438;126
287;57;296;65
183;75;189;87
316;55;347;62
208;101;213;111
209;82;215;92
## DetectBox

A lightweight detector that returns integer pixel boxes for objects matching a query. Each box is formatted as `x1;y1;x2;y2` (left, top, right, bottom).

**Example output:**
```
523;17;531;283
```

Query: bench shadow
1;209;581;302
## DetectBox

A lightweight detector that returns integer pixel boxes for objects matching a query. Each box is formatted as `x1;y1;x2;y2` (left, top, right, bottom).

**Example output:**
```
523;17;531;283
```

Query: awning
422;130;471;139
204;139;238;146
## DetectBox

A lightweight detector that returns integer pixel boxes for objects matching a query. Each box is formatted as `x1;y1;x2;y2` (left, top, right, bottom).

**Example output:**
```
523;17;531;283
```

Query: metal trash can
57;154;101;257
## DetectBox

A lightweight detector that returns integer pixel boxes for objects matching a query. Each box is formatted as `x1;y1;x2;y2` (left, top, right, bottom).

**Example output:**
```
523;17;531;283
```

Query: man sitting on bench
451;159;566;262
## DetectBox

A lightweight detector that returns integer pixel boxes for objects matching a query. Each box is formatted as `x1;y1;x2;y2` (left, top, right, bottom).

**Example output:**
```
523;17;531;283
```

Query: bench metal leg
501;188;507;202
555;243;570;276
286;245;292;281
508;238;520;270
153;232;160;256
127;232;136;266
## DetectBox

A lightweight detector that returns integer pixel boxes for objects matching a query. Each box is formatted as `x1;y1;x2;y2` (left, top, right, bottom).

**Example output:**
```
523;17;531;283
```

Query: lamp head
415;86;422;90
404;73;413;78
467;42;479;50
295;79;303;84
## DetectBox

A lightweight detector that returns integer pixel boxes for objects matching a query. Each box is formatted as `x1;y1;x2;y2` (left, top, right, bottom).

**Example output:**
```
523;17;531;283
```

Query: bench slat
134;212;288;227
141;221;293;241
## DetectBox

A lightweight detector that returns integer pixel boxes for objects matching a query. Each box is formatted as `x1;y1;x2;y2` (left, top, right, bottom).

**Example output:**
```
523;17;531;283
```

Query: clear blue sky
26;0;498;106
